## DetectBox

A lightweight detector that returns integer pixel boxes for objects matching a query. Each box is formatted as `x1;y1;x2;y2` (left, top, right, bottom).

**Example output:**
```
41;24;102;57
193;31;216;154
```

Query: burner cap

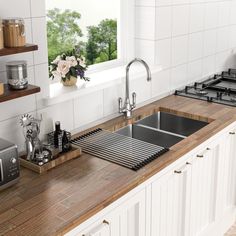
195;90;208;96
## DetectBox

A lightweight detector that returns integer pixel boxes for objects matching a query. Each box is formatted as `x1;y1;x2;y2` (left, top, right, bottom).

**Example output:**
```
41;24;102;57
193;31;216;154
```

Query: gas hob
175;69;236;107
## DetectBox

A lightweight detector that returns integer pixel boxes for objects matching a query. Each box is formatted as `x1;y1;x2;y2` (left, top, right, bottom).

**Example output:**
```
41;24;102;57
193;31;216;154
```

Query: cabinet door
69;188;146;236
216;130;236;219
151;161;191;236
109;189;146;236
227;130;236;208
188;143;220;236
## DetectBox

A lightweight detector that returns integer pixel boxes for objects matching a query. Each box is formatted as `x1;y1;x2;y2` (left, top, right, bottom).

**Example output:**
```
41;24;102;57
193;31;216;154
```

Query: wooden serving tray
20;146;82;174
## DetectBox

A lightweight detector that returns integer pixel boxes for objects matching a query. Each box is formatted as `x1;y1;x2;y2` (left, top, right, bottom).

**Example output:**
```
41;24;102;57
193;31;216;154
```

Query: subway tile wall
0;0;235;151
135;0;236;87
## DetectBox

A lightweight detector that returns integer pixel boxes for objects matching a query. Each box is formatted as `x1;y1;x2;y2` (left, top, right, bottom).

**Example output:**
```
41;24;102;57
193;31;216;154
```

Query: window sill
43;64;162;106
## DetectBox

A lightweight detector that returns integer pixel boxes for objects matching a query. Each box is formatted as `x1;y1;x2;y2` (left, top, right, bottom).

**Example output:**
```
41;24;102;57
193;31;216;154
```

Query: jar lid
3;18;24;24
6;61;27;67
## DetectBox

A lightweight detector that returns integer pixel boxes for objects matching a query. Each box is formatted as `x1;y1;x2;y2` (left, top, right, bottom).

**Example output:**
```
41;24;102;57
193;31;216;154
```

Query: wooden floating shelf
0;44;38;56
0;84;40;103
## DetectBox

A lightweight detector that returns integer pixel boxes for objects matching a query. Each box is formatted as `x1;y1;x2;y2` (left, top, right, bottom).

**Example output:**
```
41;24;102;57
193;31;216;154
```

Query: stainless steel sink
115;124;184;148
136;111;208;137
115;111;209;148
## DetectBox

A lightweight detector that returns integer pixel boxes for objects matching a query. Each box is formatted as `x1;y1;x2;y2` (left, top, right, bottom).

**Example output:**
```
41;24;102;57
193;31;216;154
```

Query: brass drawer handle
197;154;204;158
103;220;109;225
82;220;109;236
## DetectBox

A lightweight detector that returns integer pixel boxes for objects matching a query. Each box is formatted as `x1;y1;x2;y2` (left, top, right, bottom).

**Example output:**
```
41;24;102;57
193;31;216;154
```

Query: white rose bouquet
49;48;89;85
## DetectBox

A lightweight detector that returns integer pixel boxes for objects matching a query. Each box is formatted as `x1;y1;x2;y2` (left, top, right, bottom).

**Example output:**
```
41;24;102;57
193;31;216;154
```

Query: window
46;0;133;73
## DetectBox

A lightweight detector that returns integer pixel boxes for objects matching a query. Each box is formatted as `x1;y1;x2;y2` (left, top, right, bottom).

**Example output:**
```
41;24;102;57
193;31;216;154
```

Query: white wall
135;0;236;88
0;0;235;151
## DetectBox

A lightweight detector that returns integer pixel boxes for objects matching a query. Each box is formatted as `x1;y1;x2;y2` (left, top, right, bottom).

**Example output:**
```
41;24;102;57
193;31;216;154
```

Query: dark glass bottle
62;130;70;152
54;121;61;148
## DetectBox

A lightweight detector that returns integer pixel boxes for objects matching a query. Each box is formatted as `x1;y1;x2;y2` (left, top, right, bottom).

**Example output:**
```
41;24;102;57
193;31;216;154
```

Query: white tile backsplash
156;6;172;40
156;38;171;69
204;2;218;30
188;32;203;61
0;116;29;151
230;1;236;25
34;63;50;109
187;59;202;83
30;0;46;17
135;6;156;40
39;100;74;137
202;55;216;77
130;77;152;104
135;0;156;7
0;0;236;151
0;52;34;73
32;17;48;65
216;27;230;53
103;84;123;117
156;0;172;6
203;29;217;57
172;35;188;66
152;69;170;97
189;4;205;33
218;1;230;27
172;5;189;37
0;0;31;18
135;39;156;65
171;64;188;90
73;90;104;128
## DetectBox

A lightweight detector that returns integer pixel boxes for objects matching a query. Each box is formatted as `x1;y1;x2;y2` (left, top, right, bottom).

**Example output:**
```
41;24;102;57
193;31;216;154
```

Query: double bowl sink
115;111;209;148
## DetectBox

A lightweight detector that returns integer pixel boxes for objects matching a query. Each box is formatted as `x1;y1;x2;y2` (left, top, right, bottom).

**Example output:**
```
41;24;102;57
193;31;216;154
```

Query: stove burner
175;68;236;107
195;90;208;96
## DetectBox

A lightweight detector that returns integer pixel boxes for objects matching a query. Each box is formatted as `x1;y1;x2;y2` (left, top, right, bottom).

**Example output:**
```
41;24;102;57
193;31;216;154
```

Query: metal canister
6;61;28;90
0;19;4;49
3;18;26;47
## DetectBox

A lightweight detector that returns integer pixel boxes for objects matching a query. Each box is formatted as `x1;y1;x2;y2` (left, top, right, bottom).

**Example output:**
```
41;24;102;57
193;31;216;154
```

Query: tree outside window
47;8;117;66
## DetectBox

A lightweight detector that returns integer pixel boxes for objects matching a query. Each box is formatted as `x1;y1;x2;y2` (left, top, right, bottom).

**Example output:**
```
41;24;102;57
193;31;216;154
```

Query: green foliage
47;8;83;63
47;9;117;67
86;19;117;65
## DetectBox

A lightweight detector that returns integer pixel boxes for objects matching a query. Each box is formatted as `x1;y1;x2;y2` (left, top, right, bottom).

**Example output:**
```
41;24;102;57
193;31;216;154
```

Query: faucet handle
118;97;123;113
132;92;136;108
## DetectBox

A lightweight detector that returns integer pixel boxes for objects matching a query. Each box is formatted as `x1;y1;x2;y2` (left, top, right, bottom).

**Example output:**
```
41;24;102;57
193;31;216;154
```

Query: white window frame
87;0;135;73
46;0;135;75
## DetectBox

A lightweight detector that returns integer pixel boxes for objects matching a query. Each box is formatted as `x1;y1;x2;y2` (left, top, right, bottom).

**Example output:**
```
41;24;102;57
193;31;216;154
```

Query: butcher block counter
1;95;236;236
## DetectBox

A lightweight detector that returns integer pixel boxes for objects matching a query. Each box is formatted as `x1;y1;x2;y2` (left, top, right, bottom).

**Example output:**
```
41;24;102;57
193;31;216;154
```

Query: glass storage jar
0;20;3;49
3;18;26;47
6;61;28;90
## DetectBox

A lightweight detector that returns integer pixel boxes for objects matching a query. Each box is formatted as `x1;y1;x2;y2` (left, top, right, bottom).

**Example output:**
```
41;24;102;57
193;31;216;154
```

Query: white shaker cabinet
188;143;220;236
66;122;236;236
150;123;236;236
151;160;192;236
66;188;146;236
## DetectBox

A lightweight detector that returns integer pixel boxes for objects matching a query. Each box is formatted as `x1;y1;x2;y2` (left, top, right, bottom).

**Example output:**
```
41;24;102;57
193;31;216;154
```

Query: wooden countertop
1;95;236;236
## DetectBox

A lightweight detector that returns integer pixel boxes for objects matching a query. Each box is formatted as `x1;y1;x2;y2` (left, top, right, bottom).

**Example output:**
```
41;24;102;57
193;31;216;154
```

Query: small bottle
62;130;70;152
54;121;61;148
58;133;63;153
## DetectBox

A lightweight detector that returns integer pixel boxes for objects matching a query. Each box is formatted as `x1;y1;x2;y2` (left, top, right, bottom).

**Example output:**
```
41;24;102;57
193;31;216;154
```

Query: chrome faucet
118;58;152;118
